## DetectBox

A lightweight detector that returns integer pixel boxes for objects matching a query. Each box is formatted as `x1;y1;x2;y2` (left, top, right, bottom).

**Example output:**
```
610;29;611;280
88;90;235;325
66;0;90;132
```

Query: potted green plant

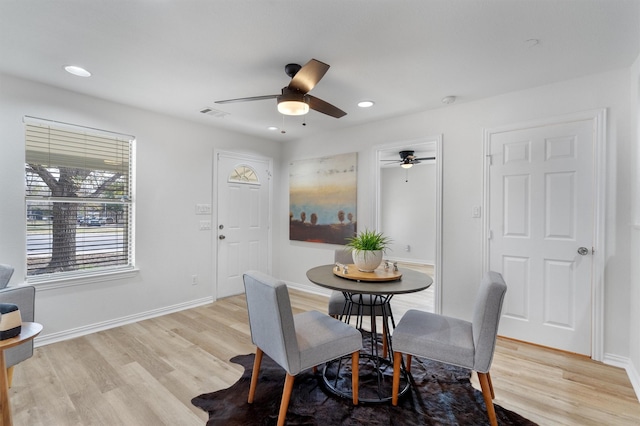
345;229;391;272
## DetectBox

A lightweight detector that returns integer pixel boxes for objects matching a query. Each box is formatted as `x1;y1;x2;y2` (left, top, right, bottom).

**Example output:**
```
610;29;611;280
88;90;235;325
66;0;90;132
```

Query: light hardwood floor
9;285;640;425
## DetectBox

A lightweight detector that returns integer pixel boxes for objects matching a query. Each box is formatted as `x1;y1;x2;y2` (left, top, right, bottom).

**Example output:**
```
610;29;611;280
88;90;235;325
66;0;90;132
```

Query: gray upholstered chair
243;271;362;426
327;250;354;318
0;265;13;288
0;264;36;387
327;249;393;355
391;271;507;426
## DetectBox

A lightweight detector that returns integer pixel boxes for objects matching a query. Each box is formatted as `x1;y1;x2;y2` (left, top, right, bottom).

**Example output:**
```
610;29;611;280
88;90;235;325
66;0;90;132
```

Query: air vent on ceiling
199;107;229;118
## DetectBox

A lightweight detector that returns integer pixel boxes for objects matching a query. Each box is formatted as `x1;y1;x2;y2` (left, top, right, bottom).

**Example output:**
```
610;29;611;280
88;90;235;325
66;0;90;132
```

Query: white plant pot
352;250;383;272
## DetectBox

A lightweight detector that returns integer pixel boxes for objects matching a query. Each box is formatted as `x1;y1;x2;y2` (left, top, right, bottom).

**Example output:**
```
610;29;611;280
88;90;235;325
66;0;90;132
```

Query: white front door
487;117;597;355
216;152;271;298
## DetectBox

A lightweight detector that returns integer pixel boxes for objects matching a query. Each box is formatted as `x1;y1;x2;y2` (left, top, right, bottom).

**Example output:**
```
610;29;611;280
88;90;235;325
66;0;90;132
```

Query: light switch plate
196;204;212;215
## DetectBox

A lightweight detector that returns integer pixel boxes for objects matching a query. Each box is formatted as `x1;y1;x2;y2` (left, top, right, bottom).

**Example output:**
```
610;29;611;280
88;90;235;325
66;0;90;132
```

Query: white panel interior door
488;119;594;355
216;153;271;298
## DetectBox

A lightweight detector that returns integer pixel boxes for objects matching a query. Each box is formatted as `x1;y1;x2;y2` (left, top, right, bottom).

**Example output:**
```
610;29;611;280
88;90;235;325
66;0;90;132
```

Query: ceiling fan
382;150;436;168
215;59;347;118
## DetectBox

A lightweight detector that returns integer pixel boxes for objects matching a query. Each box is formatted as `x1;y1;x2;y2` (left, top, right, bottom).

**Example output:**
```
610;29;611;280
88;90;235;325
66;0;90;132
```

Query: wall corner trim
603;352;640;403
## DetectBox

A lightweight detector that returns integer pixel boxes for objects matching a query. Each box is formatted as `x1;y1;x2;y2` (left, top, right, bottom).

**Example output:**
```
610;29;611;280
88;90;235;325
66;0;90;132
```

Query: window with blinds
24;119;134;280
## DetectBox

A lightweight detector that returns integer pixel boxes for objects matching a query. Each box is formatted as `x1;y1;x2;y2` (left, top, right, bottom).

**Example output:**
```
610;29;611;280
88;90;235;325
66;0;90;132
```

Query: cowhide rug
192;352;537;426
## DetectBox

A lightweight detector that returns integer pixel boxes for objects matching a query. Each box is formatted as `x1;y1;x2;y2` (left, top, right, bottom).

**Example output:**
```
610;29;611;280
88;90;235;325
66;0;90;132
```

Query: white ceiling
1;1;638;142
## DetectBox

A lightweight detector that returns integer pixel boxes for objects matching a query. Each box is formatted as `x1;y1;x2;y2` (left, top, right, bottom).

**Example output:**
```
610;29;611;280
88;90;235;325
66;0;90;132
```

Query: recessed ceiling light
267;126;279;131
64;65;91;77
357;100;375;108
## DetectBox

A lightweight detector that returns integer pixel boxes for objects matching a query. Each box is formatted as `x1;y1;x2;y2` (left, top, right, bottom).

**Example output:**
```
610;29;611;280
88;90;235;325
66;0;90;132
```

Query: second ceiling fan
382;150;436;168
215;58;347;118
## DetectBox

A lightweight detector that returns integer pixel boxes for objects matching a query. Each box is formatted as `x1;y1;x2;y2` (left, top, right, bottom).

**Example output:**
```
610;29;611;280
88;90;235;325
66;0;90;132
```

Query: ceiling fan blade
288;59;330;93
215;94;279;104
413;157;436;161
306;95;347;118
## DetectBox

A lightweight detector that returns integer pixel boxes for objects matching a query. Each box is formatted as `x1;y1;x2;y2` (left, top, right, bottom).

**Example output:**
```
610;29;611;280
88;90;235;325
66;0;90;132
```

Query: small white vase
352;250;383;272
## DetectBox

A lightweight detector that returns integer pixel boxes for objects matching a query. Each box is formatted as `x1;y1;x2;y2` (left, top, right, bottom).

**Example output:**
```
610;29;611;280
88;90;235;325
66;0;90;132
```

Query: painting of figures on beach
289;153;357;244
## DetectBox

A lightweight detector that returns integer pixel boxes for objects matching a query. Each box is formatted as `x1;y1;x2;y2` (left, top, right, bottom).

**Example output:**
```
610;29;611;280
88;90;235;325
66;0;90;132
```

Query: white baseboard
603;352;640;402
285;281;331;297
34;296;214;347
388;258;434;266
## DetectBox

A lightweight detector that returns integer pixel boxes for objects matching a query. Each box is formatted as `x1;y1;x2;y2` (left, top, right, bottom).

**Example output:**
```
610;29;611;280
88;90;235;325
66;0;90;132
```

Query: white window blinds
25;119;134;280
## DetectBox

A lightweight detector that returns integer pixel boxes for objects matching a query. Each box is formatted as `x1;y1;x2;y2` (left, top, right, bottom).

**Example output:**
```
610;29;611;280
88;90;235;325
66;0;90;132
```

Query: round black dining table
306;264;432;403
306;264;432;295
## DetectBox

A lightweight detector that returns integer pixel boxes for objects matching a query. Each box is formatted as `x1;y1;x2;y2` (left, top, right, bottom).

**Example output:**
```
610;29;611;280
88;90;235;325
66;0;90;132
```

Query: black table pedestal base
321;349;410;404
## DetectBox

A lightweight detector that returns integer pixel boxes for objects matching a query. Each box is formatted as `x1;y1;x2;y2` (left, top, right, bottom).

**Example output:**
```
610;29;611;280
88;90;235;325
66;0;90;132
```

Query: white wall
276;68;633;365
0;73;281;341
380;164;436;264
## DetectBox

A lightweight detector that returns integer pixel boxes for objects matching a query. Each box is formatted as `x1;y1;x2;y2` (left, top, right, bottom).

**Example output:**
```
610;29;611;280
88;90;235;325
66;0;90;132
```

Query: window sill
27;268;140;292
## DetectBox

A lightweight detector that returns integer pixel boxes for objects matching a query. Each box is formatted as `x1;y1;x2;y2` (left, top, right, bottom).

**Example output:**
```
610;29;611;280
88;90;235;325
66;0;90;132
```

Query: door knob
219;235;226;240
577;247;589;256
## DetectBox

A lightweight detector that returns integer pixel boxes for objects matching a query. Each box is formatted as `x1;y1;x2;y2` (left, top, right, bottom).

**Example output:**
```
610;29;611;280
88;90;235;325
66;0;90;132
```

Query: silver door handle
219;235;226;240
577;247;589;256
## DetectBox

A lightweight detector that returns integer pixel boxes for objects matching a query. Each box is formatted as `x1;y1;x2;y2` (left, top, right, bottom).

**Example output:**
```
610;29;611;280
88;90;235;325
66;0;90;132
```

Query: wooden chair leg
406;354;412;372
478;372;497;426
277;373;295;426
248;348;263;403
351;351;359;405
486;371;495;399
6;366;14;389
391;351;402;405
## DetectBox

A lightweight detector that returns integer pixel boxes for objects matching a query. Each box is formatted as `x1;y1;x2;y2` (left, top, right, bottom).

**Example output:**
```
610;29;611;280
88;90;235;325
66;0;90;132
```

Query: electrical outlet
191;275;198;285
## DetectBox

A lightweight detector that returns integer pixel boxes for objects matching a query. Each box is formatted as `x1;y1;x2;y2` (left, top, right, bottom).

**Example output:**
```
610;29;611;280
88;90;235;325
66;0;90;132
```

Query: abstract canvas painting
289;152;357;244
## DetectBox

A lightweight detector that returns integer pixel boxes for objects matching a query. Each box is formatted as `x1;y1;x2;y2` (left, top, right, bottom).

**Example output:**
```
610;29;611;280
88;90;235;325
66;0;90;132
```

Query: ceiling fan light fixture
400;159;413;169
278;100;309;115
277;92;309;116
